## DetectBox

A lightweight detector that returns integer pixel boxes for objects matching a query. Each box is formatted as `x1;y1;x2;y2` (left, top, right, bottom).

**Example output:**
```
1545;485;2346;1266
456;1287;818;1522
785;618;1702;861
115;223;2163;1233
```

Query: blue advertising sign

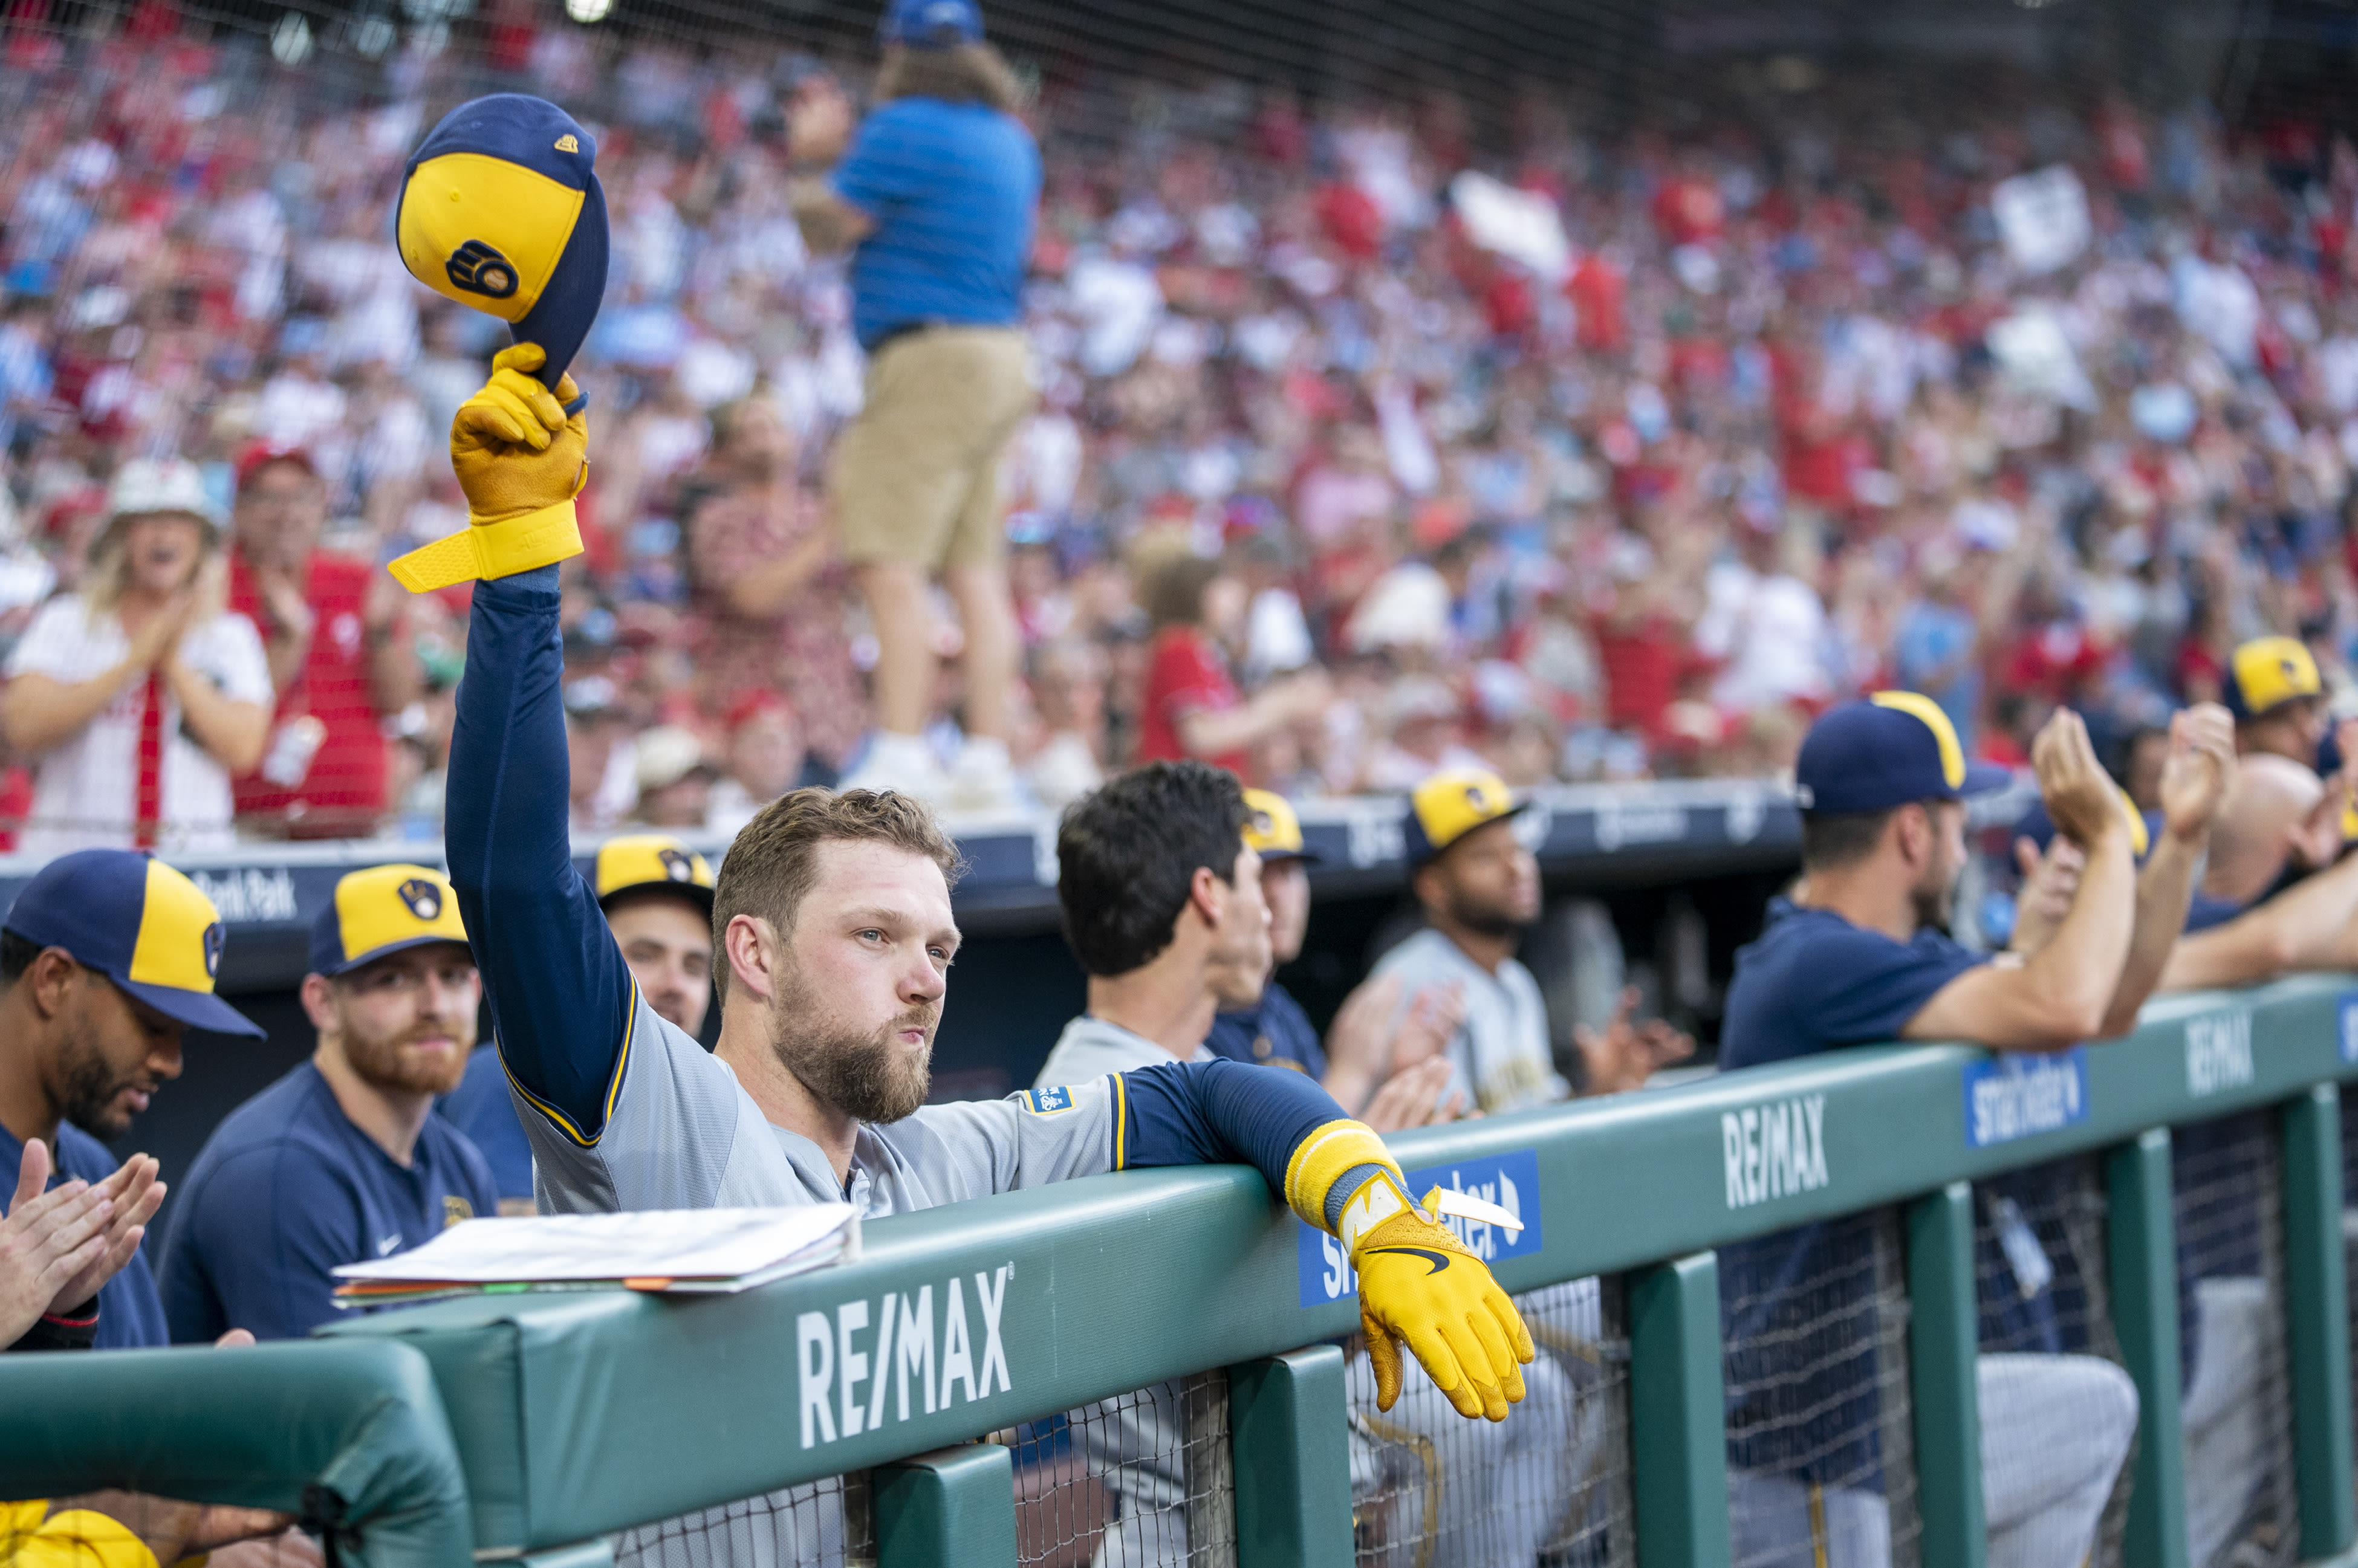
1961;1047;2088;1148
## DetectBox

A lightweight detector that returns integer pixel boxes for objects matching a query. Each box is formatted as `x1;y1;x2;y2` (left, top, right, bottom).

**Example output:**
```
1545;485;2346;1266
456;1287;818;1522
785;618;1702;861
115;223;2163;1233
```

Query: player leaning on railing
422;349;1531;1440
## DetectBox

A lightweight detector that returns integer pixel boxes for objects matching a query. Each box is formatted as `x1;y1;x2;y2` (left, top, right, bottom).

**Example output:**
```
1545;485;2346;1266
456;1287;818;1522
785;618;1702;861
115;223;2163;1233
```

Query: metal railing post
872;1444;1017;1568
2281;1084;2356;1558
1906;1182;1986;1568
2106;1128;2191;1568
1629;1251;1732;1568
1227;1346;1352;1568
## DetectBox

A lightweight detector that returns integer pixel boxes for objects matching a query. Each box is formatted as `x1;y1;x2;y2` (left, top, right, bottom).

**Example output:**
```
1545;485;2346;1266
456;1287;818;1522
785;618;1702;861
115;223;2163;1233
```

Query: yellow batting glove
1282;1119;1534;1423
389;343;588;593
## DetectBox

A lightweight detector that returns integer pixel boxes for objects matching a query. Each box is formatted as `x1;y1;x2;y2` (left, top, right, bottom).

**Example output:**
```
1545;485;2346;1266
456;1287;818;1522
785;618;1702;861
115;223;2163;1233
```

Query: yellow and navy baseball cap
310;864;473;979
396;94;609;389
1242;789;1320;866
2;849;262;1036
594;834;715;918
1794;692;2013;814
2224;636;2322;723
1404;767;1528;866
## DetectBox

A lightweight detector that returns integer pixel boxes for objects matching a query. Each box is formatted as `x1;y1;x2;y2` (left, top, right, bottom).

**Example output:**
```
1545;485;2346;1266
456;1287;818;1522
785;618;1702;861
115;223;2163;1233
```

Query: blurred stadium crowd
1;11;2356;844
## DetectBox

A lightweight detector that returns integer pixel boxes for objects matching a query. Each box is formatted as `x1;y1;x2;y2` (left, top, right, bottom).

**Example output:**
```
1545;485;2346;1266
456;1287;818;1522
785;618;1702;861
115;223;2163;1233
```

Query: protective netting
1720;1208;1920;1568
1350;1276;1634;1568
1003;1370;1234;1568
609;1473;877;1568
1971;1156;2135;1568
2172;1110;2295;1568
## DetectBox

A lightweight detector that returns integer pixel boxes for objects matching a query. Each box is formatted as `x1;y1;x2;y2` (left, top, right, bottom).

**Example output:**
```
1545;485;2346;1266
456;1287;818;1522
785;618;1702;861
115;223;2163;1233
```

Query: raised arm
437;349;634;1141
1906;710;2138;1051
1119;1058;1535;1422
2095;704;2233;1037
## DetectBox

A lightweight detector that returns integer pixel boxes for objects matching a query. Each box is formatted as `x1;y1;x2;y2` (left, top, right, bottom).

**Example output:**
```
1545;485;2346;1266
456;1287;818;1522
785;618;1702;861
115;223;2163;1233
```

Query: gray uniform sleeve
518;987;750;1214
871;1077;1123;1204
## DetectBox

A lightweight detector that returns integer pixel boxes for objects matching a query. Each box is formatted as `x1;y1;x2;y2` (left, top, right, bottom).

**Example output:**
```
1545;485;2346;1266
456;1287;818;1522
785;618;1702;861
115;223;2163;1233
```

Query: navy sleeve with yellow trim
1113;1060;1401;1235
444;566;634;1142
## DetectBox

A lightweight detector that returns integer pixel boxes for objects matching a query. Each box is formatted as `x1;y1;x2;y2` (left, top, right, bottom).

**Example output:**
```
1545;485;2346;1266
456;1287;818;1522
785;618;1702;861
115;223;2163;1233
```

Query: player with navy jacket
0;850;257;1349
1717;694;2228;1567
159;864;495;1342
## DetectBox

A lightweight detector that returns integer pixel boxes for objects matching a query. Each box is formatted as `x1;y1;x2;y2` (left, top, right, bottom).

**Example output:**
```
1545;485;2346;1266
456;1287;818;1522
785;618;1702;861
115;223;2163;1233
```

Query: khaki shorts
831;325;1036;572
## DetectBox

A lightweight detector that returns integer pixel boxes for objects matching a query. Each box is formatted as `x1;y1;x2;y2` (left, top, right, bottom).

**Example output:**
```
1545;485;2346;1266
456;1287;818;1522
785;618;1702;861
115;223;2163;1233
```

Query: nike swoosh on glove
389;343;588;592
1345;1172;1535;1422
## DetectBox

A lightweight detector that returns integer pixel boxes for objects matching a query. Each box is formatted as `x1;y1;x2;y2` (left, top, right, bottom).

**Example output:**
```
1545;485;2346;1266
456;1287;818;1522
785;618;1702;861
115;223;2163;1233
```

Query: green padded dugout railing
13;973;2358;1567
0;1338;470;1567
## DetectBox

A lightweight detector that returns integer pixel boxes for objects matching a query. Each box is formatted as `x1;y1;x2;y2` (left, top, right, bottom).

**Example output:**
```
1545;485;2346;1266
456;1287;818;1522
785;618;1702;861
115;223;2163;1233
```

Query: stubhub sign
1297;1148;1544;1307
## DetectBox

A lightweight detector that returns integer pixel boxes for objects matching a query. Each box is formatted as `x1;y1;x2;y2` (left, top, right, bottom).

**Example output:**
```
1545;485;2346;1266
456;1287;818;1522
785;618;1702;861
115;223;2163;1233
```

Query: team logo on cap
398;878;445;921
1250;808;1274;837
446;239;519;300
203;921;225;979
1464;782;1498;814
554;134;579;153
657;848;695;883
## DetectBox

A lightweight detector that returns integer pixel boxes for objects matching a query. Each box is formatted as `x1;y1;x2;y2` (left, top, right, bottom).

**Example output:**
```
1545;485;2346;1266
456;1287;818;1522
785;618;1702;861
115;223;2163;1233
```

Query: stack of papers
331;1205;858;1307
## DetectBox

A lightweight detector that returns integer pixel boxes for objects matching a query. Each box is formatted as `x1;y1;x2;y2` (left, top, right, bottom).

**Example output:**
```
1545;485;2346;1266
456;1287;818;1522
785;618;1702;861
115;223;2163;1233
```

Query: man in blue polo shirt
785;0;1040;810
160;864;494;1342
1720;695;2173;1567
0;849;261;1349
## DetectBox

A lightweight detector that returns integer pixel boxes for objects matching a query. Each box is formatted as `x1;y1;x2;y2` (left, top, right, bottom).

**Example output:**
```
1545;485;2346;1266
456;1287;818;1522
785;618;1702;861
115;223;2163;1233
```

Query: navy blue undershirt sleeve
1117;1058;1351;1200
444;566;633;1139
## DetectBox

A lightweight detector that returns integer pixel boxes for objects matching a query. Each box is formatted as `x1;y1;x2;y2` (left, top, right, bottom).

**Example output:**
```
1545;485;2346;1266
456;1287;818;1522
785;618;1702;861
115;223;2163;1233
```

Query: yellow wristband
1281;1117;1405;1233
387;501;582;593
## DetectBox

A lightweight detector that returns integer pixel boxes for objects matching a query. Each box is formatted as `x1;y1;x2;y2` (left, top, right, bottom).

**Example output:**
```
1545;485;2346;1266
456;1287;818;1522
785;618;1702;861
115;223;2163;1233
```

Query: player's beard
766;962;937;1125
1445;887;1534;941
1911;860;1957;933
54;1016;148;1139
340;1010;475;1097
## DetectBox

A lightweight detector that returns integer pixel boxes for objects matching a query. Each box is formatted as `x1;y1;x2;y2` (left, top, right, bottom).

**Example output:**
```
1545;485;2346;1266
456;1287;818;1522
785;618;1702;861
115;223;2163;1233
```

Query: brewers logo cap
1403;767;1528;866
1794;693;2012;815
310;864;473;979
594;834;716;918
1242;789;1319;865
2224;636;2322;722
3;849;263;1037
395;94;609;389
879;0;984;48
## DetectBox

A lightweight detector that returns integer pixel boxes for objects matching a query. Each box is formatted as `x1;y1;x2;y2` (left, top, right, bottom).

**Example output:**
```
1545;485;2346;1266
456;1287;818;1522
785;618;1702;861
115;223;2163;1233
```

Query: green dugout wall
10;973;2358;1566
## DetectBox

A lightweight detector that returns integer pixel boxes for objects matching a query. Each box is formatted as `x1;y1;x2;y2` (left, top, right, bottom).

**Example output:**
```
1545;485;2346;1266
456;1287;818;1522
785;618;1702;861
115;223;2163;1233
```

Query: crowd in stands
1;11;2356;843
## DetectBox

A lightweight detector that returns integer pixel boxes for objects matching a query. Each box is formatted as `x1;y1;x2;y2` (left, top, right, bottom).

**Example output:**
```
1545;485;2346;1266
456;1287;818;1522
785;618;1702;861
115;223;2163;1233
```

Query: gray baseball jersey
516;985;1127;1219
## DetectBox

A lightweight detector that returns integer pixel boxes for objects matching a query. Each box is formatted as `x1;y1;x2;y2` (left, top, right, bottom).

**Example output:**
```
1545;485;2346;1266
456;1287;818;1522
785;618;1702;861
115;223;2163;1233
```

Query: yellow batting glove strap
1351;1171;1536;1424
388;501;582;593
1282;1118;1403;1231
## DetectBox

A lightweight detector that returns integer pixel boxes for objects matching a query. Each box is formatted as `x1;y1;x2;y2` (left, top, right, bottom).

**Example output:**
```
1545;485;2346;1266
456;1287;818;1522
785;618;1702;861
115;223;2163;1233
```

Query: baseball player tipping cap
1404;766;1530;866
308;864;473;979
593;834;716;916
2222;635;2322;723
4;849;263;1037
395;94;608;392
1241;789;1320;866
1793;692;2012;814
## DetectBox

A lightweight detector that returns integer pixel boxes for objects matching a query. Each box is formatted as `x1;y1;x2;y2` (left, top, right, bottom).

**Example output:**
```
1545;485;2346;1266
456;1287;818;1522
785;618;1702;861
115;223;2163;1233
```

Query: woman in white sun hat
1;458;272;857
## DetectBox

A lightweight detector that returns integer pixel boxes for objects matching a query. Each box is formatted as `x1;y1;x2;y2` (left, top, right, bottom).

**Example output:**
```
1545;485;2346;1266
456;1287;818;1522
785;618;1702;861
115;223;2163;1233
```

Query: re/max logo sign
796;1265;1013;1450
1721;1094;1827;1210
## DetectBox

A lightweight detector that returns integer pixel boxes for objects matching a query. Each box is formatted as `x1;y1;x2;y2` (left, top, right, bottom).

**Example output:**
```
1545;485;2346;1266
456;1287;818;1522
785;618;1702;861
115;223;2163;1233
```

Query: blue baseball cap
1794;693;2013;815
2;850;263;1037
879;0;983;48
395;95;609;389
